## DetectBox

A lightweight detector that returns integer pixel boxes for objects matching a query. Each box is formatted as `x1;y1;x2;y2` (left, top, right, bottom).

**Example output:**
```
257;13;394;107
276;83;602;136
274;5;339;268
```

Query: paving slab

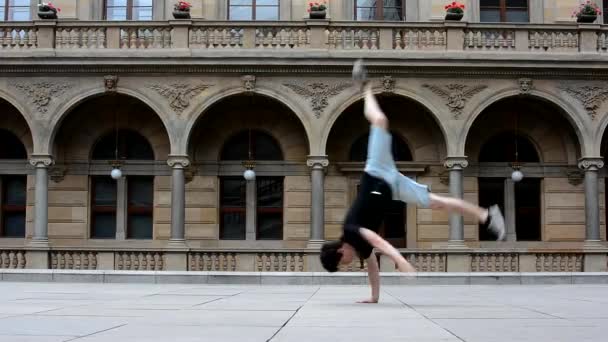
0;283;607;341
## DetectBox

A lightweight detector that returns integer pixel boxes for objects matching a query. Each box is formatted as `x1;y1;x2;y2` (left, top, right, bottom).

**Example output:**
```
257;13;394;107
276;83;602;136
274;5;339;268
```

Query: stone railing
1;21;607;56
0;247;603;272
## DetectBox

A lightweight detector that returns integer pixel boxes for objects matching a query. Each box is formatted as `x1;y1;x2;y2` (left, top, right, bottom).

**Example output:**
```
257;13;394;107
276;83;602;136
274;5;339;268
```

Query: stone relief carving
49;166;66;183
578;158;604;170
518;78;533;94
147;83;211;114
566;170;584;186
422;84;487;119
11;82;73;115
29;156;54;168
104;75;119;92
306;157;329;168
242;75;256;92
283;82;351;118
444;157;469;169
381;76;395;93
559;85;608;120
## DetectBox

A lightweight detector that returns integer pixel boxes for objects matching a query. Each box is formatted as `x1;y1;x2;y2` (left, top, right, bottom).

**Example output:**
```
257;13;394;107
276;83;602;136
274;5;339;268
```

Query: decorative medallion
11;82;73;115
381;76;395;93
242;75;256;92
147;83;211;114
104;75;119;92
518;78;533;94
422;84;487;119
283;82;351;118
559;85;608;120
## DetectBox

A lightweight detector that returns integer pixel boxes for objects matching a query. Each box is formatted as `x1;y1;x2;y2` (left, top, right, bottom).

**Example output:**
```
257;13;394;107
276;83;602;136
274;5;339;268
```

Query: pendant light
243;128;256;181
110;93;122;180
511;110;523;182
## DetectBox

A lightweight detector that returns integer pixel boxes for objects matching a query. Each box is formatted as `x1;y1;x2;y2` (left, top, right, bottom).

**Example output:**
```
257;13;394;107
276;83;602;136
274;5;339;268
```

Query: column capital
167;155;191;169
578;157;604;171
307;156;329;169
29;155;54;168
444;156;468;170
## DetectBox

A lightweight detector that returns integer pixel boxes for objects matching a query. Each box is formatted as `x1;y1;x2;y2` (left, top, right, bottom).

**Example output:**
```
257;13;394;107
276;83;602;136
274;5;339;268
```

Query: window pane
0;8;5;21
3;213;25;237
107;0;128;6
133;0;152;6
92;213;116;239
8;6;29;21
506;0;527;7
92;130;154;160
256;6;279;20
505;10;529;22
128;177;153;207
257;0;278;4
229;6;252;20
128;214;152;239
255;133;282;160
257;178;282;207
221;212;246;239
384;201;405;239
9;0;30;6
480;0;500;6
480;9;501;22
357;0;375;5
133;7;153;20
383;7;403;21
257;212;282;240
107;7;127;20
4;177;26;205
93;177;117;206
0;130;27;159
231;0;253;4
221;178;246;207
356;8;376;21
221;130;282;161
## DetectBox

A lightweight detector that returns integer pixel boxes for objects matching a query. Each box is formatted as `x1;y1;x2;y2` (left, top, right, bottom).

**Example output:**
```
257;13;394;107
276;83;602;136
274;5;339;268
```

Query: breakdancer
320;60;505;303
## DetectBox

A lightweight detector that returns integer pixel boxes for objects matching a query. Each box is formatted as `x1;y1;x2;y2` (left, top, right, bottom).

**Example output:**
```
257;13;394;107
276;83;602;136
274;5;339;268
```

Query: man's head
320;240;356;272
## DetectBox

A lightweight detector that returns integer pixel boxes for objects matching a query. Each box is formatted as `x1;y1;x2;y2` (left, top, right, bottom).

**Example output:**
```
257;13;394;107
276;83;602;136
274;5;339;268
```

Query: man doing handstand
320;60;505;303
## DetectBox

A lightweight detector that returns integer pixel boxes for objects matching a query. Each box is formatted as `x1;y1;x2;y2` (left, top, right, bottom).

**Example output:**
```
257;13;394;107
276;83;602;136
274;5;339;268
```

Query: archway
466;96;581;243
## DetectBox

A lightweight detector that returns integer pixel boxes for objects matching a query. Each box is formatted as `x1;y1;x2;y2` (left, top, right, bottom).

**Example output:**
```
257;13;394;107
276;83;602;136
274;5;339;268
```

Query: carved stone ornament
49;166;66;183
167;156;191;169
559;85;608;120
11;82;73;115
147;83;211;114
242;75;256;92
381;76;395;93
422;84;487;119
29;156;54;168
518;78;533;94
104;75;119;92
439;171;449;186
184;166;197;184
444;157;469;169
283;82;351;118
306;157;329;169
566;170;584;186
578;158;604;171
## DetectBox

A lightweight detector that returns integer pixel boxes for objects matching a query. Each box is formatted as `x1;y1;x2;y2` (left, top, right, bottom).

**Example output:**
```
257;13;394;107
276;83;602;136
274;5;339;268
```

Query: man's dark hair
320;240;343;272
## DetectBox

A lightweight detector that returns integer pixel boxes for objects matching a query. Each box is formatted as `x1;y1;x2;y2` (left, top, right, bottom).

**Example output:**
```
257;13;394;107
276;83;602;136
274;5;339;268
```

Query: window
92;129;154;161
220;177;246;240
104;0;153;20
349;131;411;162
0;129;27;159
0;0;31;21
228;0;279;20
127;176;153;239
480;0;529;22
256;177;283;240
604;0;608;24
221;130;283;161
478;132;539;163
91;176;117;239
0;176;26;237
355;0;404;21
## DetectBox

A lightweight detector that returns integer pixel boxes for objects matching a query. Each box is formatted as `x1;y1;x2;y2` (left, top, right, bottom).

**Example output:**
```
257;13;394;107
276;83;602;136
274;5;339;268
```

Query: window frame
1;0;31;21
219;176;247;240
90;176;118;239
227;0;280;21
103;0;154;21
126;176;154;240
480;0;529;23
354;0;405;21
0;175;26;238
255;176;284;240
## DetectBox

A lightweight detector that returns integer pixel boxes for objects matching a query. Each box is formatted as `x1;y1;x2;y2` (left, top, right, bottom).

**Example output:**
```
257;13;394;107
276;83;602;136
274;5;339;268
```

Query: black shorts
343;172;393;233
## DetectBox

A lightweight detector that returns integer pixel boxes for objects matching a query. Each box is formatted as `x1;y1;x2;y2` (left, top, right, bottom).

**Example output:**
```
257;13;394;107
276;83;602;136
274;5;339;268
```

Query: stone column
504;179;517;242
444;157;469;248
579;158;604;243
307;156;329;248
167;156;190;246
27;156;53;269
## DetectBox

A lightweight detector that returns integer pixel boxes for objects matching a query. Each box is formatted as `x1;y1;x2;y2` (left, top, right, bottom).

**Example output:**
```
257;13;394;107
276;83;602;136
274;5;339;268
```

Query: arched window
349;131;412;162
478;132;541;242
92;129;154;160
90;130;154;240
478;132;539;163
219;130;284;241
220;130;283;161
0;129;26;238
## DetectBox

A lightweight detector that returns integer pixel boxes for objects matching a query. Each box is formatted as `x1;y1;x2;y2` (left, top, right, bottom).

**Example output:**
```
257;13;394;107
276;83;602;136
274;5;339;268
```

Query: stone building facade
0;0;608;272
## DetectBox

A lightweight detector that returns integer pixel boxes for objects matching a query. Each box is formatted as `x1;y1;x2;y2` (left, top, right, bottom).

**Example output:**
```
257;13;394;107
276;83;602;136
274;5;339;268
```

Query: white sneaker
487;205;506;241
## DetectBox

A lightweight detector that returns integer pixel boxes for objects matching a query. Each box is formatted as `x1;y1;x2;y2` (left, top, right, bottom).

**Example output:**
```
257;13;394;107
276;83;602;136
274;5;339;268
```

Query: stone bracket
444;156;469;170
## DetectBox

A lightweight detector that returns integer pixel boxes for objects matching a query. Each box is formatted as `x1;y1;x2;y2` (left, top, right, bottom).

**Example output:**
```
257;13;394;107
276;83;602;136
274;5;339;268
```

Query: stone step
1;269;608;285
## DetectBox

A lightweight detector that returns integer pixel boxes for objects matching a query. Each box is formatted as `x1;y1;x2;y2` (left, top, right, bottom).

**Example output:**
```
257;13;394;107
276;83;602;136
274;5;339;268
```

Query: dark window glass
1;176;26;237
127;176;153;239
478;133;539;163
515;178;541;241
355;0;403;21
229;0;279;20
478;178;505;241
220;177;246;240
91;176;117;239
604;0;608;23
105;0;153;20
257;177;283;240
0;129;27;159
349;131;412;162
220;130;283;161
480;0;528;22
92;129;154;160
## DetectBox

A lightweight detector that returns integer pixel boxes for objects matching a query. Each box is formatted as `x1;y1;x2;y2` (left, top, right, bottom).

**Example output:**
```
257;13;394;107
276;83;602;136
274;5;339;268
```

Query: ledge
1;270;607;285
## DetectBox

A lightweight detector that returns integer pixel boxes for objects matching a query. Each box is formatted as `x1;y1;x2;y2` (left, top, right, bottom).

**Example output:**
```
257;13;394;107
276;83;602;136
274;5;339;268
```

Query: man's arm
358;254;380;304
359;228;416;273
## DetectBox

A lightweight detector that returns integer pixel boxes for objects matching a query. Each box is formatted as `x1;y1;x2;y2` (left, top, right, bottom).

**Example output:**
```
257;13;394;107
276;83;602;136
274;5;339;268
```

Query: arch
595;113;608;158
0;129;27;160
46;88;175;156
185;86;313;157
478;132;541;163
0;95;35;156
220;129;284;161
321;89;449;157
461;89;588;158
91;129;155;161
349;130;413;162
